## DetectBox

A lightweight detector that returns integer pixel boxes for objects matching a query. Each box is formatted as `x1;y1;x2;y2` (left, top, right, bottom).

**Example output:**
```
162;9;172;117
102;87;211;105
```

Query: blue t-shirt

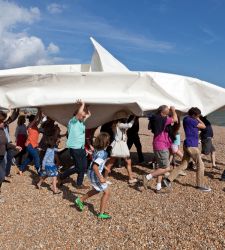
183;116;199;147
89;150;108;173
66;117;85;149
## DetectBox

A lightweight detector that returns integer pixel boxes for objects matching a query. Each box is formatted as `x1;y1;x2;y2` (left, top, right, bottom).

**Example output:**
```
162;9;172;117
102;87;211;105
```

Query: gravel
0;119;224;249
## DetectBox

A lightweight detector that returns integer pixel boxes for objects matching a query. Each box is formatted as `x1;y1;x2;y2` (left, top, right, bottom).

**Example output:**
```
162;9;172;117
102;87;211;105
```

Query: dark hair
156;105;168;115
27;115;35;123
93;132;110;151
188;107;201;117
46;137;57;148
172;116;181;136
117;118;127;123
17;115;26;126
0;111;7;122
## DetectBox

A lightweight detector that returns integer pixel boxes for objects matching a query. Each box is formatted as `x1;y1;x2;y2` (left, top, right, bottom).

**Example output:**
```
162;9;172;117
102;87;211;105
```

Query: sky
0;0;225;87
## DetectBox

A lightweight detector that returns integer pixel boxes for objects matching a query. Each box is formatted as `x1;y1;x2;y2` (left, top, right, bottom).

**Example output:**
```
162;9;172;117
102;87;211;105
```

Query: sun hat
113;110;131;120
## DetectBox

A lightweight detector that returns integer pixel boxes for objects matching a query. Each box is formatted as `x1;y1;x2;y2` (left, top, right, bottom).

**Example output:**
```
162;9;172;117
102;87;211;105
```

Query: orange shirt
26;127;39;148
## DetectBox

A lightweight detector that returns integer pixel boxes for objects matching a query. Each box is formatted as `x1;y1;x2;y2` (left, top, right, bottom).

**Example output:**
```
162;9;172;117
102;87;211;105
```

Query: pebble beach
0;118;224;249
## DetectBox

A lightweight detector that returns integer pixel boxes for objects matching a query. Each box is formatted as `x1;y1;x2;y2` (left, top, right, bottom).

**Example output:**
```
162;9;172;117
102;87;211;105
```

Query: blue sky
1;0;225;87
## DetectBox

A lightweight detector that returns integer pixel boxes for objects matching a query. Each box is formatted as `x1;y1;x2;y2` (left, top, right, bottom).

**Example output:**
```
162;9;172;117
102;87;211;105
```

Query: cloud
47;3;65;14
47;42;60;54
48;15;175;53
0;0;60;69
200;27;218;44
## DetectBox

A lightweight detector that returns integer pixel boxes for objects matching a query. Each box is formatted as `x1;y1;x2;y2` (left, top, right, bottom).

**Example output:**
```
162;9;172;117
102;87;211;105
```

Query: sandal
53;190;62;195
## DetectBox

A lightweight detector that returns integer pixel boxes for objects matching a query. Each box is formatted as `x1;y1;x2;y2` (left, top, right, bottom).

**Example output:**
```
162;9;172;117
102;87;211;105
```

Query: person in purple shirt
164;107;212;192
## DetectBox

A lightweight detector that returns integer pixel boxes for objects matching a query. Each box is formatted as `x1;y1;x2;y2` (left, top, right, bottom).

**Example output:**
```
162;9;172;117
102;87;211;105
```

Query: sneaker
128;178;138;184
98;213;111;219
155;188;170;194
106;181;113;185
197;186;212;192
188;161;196;170
179;171;187;176
74;198;84;211
162;178;171;188
142;175;149;190
212;165;221;170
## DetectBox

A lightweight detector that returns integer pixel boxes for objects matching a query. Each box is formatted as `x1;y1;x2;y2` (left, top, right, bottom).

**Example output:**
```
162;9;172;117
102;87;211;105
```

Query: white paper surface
0;38;224;128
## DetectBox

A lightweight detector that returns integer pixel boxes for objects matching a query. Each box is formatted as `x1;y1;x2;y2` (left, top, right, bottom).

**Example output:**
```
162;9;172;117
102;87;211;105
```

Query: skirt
40;165;58;177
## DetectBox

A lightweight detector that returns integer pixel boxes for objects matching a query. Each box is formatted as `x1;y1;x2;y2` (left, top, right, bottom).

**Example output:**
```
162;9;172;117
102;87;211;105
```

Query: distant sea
207;110;225;127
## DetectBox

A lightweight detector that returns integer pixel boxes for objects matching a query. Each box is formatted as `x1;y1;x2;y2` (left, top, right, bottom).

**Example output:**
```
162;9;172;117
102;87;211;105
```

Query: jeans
20;144;40;173
168;146;205;187
60;148;87;186
0;157;6;184
15;148;27;167
127;133;144;162
5;148;14;177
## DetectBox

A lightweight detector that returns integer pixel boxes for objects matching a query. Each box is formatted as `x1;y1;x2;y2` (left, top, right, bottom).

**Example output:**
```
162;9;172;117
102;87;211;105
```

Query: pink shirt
153;117;173;151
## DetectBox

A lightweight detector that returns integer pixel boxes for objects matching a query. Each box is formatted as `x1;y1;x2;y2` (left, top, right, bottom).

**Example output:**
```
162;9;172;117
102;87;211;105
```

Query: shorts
40;165;58;177
171;144;179;154
201;138;215;155
88;170;108;192
154;150;170;168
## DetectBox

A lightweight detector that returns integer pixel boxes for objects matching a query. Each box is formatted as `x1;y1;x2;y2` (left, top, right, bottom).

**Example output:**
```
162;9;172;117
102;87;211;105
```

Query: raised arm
196;118;206;129
75;99;85;119
170;106;178;123
6;109;19;125
84;108;91;122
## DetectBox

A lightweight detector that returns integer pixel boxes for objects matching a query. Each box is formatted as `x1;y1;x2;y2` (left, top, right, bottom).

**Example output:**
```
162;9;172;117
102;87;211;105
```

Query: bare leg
100;188;110;214
125;158;134;180
52;177;60;193
211;151;216;167
176;150;183;160
151;166;171;178
104;157;116;178
80;188;99;202
37;177;46;189
169;154;174;164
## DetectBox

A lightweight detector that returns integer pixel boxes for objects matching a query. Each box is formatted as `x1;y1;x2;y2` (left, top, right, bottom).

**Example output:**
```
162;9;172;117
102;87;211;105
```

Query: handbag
110;127;130;158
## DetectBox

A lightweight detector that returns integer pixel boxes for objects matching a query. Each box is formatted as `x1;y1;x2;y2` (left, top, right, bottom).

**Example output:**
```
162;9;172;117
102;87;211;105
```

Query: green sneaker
74;197;84;211
98;213;112;219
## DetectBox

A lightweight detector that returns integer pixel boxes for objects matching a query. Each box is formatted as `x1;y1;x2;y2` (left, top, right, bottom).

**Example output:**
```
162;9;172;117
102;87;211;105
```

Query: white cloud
200;27;218;44
47;3;65;14
0;0;60;69
47;43;60;54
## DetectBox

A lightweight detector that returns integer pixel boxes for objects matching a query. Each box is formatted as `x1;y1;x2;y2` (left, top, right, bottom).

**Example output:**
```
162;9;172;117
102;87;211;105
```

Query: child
15;115;27;167
169;118;186;178
37;137;61;194
200;116;218;169
74;132;111;219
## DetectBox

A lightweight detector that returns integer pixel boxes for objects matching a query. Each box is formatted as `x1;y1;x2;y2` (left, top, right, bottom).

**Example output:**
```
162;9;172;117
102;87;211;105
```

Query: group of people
0;100;224;219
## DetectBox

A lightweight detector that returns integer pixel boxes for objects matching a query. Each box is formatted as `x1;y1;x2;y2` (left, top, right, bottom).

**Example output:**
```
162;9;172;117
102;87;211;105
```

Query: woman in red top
19;109;42;175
